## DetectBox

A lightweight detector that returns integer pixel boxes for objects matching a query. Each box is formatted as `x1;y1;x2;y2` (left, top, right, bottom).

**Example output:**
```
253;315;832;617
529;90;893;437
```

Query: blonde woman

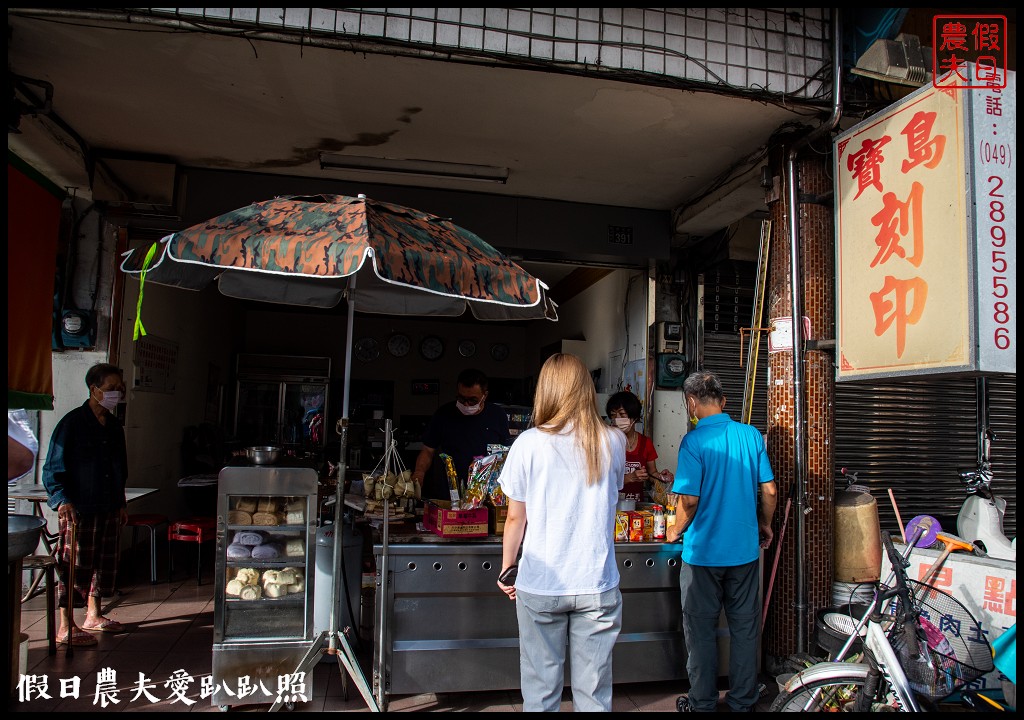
497;353;626;712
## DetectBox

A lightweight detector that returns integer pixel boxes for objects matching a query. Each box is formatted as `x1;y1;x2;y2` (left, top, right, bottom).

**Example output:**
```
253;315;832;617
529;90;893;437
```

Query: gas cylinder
834;489;882;582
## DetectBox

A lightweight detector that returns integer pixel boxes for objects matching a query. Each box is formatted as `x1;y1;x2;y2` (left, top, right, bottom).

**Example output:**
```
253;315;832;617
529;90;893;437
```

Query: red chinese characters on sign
900;112;946;173
847;136;892;199
870;182;925;268
933;15;1008;89
983;576;1016;617
917;563;952;591
870;276;929;359
846;111;949;358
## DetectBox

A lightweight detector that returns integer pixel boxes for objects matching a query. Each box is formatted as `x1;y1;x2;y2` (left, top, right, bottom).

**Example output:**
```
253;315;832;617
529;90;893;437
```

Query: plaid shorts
56;511;120;607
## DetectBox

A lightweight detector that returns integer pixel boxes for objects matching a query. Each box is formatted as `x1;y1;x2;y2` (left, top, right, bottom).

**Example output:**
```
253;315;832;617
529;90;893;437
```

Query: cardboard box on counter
488;504;508;536
423;500;489;539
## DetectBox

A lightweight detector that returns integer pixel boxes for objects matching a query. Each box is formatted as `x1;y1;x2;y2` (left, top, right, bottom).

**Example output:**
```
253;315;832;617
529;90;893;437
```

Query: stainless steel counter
372;540;687;701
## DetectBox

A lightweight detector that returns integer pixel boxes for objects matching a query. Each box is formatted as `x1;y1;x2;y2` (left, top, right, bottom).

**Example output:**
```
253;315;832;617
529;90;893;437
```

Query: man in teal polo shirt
667;370;777;712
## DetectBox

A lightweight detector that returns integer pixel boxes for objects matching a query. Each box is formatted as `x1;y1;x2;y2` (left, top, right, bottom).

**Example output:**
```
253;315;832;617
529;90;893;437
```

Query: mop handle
761;497;792;628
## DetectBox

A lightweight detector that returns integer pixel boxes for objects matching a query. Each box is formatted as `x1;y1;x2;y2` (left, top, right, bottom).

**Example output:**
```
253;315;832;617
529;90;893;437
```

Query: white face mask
457;401;482;416
99;390;123;412
614;417;633;431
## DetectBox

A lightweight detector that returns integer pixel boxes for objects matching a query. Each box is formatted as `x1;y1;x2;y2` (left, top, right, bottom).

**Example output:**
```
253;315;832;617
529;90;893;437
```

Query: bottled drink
653;504;666;540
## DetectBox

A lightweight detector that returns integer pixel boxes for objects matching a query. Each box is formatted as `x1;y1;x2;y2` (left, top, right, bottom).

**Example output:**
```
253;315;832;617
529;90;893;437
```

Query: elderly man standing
43;363;130;647
667;370;777;713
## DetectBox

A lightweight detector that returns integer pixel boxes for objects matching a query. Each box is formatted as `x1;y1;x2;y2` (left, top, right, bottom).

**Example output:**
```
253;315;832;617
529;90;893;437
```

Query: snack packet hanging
464;453;501;509
485;452;509;506
440;453;461;509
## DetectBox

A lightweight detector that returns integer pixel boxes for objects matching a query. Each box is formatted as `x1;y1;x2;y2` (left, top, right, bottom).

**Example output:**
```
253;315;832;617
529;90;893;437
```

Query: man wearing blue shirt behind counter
667;370;777;713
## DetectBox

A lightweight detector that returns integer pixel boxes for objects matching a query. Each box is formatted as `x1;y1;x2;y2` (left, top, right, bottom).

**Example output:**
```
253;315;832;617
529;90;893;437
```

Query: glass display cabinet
212;466;319;710
233;354;330;450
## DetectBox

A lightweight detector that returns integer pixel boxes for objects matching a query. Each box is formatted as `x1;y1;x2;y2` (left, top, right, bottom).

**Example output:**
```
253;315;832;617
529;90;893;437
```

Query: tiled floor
10;558;782;713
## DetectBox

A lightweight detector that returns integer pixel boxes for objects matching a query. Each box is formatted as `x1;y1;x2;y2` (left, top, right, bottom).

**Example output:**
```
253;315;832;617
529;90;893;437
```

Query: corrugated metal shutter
701;332;768;434
987;375;1016;537
834;378;978;533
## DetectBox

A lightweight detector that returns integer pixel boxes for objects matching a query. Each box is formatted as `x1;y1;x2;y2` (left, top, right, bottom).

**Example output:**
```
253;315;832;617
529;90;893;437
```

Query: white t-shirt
498;423;626;596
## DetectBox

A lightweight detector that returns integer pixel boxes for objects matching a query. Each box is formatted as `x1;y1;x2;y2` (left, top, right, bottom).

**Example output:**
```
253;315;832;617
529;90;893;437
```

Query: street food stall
350;420;746;712
372;538;687;703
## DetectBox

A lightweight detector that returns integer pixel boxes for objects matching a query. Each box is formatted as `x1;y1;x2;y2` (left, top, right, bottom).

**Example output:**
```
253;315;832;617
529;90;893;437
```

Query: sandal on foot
58;630;98;646
82;618;125;633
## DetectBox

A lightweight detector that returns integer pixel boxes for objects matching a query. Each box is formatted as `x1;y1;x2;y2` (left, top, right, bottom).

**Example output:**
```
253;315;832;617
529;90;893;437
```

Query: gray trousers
680;559;760;712
515;587;622;712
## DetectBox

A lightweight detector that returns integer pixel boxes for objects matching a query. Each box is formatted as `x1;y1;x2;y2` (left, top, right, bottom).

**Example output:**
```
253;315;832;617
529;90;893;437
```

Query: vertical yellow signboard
835;85;971;379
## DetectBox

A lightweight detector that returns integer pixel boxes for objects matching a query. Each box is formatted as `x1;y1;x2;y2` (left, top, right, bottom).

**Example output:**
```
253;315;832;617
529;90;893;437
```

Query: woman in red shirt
605;391;671;503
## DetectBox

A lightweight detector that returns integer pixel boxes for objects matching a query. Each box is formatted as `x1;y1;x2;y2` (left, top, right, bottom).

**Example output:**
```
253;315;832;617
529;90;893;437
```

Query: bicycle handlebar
880;531;927;661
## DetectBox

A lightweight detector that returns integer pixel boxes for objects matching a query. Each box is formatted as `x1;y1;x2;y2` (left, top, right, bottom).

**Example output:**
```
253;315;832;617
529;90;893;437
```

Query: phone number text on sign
972;67;1016;367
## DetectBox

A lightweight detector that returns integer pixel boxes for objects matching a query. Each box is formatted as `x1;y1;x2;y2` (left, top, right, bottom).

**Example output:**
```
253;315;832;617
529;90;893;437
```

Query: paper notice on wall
768;316;812;353
133;334;179;393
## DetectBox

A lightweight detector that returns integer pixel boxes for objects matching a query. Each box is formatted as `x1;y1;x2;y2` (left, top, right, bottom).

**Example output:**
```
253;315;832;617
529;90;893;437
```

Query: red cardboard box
424;500;489;538
627;511;645;543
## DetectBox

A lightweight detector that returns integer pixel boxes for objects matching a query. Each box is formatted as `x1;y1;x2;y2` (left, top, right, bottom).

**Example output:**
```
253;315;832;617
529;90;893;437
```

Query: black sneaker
676;695;695;712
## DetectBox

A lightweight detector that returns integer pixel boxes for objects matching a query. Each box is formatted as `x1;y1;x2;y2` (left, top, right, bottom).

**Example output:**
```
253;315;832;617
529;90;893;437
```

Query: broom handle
761;496;792;630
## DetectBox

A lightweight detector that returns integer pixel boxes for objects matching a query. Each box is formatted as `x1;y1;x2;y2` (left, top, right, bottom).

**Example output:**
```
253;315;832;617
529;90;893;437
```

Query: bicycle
771;529;994;712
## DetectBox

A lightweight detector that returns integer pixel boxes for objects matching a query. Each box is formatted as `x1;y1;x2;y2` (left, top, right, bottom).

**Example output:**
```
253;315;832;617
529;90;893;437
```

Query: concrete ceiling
8;11;820;244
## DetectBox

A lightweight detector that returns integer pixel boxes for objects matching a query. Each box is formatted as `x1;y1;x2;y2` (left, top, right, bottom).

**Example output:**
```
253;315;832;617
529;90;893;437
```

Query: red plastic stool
125;513;168;585
167;518;217;585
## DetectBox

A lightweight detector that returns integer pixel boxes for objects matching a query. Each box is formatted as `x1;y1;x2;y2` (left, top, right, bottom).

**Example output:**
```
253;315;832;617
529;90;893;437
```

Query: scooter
957;429;1015;561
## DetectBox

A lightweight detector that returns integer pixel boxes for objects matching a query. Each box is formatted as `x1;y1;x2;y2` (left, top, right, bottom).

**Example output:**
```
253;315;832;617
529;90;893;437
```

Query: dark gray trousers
680;559;760;711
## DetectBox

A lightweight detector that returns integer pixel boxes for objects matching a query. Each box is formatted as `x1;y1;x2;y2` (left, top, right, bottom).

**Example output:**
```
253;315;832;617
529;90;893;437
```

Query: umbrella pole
329;278;355;655
376;420;394;710
327;275;381;711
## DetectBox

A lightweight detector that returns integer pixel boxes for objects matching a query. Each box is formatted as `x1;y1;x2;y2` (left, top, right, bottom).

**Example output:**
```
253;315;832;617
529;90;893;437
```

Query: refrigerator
212;465;319;710
233;354;330;450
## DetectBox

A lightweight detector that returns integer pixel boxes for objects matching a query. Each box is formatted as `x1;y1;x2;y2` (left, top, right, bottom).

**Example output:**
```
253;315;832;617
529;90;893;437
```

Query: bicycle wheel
770;675;902;712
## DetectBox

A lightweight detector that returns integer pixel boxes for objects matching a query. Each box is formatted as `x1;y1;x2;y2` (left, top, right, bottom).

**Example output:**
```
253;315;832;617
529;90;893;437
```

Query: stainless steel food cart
372;539;693;710
212;466;318;710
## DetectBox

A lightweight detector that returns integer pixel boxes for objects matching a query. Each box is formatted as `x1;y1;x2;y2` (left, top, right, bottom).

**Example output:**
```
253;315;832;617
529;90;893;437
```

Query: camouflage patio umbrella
121;192;558;420
120;193;557;323
120;193;557;706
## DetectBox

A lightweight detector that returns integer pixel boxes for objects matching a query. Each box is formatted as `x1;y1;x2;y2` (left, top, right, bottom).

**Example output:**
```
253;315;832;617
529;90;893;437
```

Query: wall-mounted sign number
608;225;634;246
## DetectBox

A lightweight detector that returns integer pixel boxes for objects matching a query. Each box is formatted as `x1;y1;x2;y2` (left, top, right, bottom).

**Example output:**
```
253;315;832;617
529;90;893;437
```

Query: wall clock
419;335;445;361
354;337;380;362
458;339;476;358
387;333;411;358
490;342;510;362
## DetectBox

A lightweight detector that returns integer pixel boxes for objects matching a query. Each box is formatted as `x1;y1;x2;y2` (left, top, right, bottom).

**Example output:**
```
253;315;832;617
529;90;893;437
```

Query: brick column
764;144;836;660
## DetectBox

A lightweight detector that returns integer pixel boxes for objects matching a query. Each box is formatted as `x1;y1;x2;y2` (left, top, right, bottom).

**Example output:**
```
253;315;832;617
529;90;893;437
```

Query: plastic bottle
653;504;666;540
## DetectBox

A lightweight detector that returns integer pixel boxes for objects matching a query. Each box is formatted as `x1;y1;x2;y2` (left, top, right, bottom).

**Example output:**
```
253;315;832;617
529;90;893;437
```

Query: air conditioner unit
852;33;933;87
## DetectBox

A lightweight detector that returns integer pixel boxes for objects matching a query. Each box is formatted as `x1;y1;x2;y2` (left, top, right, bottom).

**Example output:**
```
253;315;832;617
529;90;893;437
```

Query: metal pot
246;446;282;466
8;514;48;562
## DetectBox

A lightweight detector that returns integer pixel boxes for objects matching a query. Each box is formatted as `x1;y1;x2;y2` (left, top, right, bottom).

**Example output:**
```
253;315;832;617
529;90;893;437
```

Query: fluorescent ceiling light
319;153;509;184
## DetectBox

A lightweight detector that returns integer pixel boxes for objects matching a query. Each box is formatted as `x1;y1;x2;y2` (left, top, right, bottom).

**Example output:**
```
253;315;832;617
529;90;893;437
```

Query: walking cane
66;518;78;658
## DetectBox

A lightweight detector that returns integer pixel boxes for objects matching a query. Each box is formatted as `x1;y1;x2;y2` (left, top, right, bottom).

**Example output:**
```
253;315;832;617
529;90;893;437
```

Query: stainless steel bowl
8;514;48;562
246;446;282;465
